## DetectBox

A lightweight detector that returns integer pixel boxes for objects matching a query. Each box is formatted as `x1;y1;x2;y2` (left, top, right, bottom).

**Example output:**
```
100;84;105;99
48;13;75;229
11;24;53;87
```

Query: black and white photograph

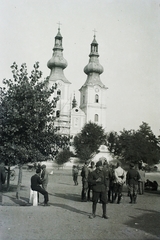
0;0;160;239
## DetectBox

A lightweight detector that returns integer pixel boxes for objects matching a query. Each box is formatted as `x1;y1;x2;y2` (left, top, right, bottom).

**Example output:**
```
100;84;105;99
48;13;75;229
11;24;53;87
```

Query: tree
106;131;121;156
0;62;59;196
136;122;160;165
55;149;73;169
73;122;106;163
106;122;160;165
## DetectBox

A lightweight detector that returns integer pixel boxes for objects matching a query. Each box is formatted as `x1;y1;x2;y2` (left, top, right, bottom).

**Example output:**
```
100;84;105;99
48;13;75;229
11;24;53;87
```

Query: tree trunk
16;165;23;199
0;181;2;204
6;165;11;191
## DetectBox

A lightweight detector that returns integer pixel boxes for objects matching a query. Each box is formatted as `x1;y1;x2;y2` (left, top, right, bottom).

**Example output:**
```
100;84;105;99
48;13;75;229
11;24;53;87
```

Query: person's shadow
125;208;160;237
49;202;89;216
2;194;29;206
49;192;81;202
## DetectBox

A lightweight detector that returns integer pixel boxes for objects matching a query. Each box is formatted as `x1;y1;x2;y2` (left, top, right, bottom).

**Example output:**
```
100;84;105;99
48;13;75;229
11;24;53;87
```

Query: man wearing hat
126;162;140;204
88;160;108;219
41;164;49;190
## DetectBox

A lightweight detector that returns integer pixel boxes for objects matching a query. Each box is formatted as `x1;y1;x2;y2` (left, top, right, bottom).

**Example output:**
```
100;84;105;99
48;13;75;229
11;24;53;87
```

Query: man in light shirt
138;163;145;195
114;162;126;204
41;165;49;191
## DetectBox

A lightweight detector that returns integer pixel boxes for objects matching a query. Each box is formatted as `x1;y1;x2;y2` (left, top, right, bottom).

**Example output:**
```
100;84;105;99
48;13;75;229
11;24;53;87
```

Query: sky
0;0;160;136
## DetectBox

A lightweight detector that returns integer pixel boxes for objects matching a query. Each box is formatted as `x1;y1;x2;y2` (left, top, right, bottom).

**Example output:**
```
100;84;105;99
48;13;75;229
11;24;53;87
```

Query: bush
55;149;73;166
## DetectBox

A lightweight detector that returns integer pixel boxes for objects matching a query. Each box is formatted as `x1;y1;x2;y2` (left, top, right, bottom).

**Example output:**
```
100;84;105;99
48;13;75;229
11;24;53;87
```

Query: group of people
30;164;50;206
1;157;146;214
80;159;145;219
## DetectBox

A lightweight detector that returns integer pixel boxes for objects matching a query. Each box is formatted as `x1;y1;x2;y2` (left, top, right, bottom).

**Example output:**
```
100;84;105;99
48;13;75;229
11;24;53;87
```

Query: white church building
46;27;111;165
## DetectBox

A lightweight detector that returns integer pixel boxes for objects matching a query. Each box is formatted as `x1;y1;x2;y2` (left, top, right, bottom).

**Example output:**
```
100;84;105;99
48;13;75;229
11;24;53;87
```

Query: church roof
81;75;105;89
82;34;106;88
47;28;70;84
55;28;62;39
71;107;85;116
91;34;98;45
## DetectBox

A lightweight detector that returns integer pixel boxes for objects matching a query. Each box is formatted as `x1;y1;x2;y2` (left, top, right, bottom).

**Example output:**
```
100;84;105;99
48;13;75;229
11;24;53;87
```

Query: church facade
47;28;108;138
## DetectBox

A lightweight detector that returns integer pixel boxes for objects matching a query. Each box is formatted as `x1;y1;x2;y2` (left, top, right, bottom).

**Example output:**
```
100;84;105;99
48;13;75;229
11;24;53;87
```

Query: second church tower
79;34;107;131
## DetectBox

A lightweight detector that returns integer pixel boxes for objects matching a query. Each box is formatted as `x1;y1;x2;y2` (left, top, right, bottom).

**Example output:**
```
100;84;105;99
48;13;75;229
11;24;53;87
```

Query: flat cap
96;161;102;167
41;164;46;168
130;162;134;167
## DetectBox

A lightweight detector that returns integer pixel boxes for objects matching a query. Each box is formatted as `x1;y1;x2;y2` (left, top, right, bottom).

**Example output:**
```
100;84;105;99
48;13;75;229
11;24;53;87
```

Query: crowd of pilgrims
72;160;145;219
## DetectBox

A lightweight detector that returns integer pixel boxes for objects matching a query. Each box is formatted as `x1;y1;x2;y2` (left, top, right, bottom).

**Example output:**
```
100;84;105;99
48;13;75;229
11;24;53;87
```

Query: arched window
95;94;99;103
57;90;61;96
74;117;78;127
95;114;98;122
56;110;60;118
82;95;85;104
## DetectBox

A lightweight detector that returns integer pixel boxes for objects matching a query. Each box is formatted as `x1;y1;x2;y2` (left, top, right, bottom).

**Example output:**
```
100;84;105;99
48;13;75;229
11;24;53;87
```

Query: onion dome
47;53;68;70
47;28;70;83
84;35;104;75
81;34;105;88
47;28;68;70
84;61;104;75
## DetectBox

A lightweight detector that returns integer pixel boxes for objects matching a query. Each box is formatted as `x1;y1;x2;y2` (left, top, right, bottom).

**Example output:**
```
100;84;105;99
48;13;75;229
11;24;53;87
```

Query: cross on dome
93;29;97;38
57;21;62;30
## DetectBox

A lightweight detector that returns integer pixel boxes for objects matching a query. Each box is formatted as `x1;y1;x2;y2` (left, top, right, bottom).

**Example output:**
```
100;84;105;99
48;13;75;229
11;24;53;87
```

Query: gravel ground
0;169;160;240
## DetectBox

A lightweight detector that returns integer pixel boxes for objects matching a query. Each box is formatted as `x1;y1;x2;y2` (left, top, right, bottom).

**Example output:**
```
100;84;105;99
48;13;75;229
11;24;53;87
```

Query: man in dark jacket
108;164;116;203
31;168;49;206
0;163;6;191
88;161;108;219
87;161;95;201
81;162;89;202
126;162;140;204
0;163;6;204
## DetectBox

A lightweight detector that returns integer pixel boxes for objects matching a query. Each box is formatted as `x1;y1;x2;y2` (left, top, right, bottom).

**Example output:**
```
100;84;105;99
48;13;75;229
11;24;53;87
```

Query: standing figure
113;162;126;204
41;164;49;190
126;162;140;204
88;161;108;219
138;163;145;195
108;164;116;203
102;161;110;203
37;162;41;171
87;161;95;201
81;162;89;202
31;168;50;206
0;163;6;191
72;165;79;185
0;162;6;204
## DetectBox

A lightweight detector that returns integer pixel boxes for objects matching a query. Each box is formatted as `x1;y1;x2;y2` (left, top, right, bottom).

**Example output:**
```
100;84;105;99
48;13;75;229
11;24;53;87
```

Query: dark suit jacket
31;174;42;189
126;169;140;185
88;169;107;193
0;166;6;190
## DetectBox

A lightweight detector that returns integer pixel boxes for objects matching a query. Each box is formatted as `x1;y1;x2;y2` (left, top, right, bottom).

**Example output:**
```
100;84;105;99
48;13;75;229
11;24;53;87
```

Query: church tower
47;27;71;135
79;34;108;131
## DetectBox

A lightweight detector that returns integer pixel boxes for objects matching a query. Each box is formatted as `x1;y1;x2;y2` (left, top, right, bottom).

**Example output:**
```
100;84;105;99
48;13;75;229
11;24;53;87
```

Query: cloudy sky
0;0;160;136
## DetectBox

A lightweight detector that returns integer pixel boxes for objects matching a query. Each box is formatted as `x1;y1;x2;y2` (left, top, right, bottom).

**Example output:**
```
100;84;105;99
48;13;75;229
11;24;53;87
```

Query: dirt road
0;169;160;240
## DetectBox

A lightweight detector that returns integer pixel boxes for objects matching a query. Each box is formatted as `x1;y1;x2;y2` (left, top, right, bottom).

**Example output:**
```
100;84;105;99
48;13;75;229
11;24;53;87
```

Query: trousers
31;185;49;204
